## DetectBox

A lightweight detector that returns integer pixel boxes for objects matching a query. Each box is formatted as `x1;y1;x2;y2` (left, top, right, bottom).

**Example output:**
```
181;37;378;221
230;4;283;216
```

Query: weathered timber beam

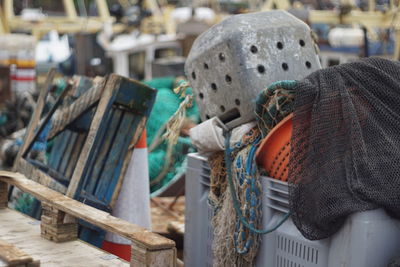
0;239;39;266
0;171;175;251
49;78;105;139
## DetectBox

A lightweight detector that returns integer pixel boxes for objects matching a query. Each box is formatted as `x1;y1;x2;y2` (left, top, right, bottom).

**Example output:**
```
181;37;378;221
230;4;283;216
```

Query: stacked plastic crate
185;153;400;267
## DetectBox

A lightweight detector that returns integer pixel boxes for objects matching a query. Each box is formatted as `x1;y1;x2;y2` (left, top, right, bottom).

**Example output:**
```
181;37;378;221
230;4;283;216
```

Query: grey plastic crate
185;153;400;267
185;153;214;267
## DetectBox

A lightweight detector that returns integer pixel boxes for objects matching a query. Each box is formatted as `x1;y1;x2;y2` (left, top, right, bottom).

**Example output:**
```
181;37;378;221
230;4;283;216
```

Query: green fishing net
144;77;200;193
255;80;297;137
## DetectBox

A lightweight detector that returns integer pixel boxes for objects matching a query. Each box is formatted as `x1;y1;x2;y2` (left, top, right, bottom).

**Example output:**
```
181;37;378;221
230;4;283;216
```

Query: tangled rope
209;81;296;266
255;80;296;137
149;80;193;187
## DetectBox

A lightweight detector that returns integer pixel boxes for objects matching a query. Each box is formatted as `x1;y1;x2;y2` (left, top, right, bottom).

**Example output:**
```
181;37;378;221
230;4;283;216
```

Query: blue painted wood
84;109;121;194
65;132;87;179
48;131;70;170
24;75;157;246
94;111;135;200
115;79;156;117
76;77;156;246
106;114;144;201
58;132;78;174
54;131;72;172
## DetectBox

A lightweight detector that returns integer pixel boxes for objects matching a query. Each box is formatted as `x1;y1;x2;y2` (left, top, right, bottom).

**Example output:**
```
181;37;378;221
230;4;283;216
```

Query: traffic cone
102;130;151;261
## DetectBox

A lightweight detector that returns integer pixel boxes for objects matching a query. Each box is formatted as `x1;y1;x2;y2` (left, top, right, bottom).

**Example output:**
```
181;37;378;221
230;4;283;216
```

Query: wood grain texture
0;239;33;266
0;181;7;208
131;243;176;267
66;75;117;199
13;68;55;172
17;159;67;194
0;239;34;266
110;116;148;208
0;172;175;251
49;78;105;139
0;208;128;267
40;202;78;243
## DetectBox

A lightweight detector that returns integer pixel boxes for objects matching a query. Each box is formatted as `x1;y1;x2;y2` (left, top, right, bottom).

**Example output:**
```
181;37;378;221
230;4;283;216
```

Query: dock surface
0;208;129;267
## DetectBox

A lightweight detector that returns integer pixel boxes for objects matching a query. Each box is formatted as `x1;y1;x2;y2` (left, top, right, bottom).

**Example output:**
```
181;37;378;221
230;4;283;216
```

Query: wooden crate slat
94;111;135;200
0;172;175;251
65;75;118;199
0;239;34;266
64;132;86;180
58;131;78;175
13;69;55;172
82;109;119;194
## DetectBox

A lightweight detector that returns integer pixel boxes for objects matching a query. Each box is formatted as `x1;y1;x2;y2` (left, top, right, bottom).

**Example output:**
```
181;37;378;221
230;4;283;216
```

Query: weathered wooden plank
67;74;157;201
0;172;175;251
58;131;78;174
0;208;128;266
114;79;157;116
131;243;176;267
95;111;134;201
0;181;7;209
17;159;67;194
50;131;72;171
13;68;55;172
0;239;34;266
49;78;105;139
82;109;119;195
65;75;117;199
64;132;86;180
110;116;147;208
72;75;94;97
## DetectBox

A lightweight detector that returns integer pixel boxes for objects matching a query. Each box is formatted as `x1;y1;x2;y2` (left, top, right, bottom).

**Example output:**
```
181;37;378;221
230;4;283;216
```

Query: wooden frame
11;70;157;249
14;71;156;206
0;172;177;267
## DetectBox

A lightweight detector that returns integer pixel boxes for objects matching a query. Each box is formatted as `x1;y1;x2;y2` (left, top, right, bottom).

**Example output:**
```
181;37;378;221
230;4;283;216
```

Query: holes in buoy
204;63;209;69
235;99;240;106
250;45;258;54
277;42;284;50
199;93;204;99
220;105;226;112
191;71;196;79
257;65;265;74
282;63;288;71
211;83;217;91
305;61;312;69
206;114;210;120
299;39;305;47
219;53;225;62
225;75;232;84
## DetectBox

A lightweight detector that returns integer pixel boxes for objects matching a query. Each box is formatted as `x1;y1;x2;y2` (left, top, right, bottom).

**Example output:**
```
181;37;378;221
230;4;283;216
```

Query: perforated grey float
185;10;321;129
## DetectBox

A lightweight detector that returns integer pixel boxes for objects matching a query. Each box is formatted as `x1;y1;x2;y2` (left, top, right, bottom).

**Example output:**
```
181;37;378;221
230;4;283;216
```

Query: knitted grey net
288;57;400;240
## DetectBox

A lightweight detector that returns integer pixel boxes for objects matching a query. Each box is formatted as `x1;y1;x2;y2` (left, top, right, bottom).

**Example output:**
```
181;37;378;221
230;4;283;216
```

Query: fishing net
289;57;400;240
144;77;200;193
255;80;296;137
209;127;262;267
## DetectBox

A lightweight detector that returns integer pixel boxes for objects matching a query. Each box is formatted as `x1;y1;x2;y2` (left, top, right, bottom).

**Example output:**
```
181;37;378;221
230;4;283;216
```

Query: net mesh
289;57;400;240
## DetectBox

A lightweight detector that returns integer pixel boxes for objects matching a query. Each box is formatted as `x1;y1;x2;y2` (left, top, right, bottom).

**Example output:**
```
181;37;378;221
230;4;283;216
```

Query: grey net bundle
288;57;400;240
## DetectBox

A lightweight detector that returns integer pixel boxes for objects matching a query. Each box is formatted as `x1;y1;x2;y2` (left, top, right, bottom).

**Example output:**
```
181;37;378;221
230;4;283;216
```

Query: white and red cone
102;130;151;261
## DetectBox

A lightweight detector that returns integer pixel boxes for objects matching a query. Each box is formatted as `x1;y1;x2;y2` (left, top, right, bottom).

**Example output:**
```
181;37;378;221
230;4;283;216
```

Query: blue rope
224;130;291;235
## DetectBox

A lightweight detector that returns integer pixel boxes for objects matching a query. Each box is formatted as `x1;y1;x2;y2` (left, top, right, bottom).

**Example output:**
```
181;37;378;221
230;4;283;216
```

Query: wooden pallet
0;172;177;267
13;70;157;245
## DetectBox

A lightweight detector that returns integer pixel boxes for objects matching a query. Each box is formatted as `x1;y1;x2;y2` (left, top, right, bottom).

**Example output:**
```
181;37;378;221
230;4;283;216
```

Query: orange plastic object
256;114;293;181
